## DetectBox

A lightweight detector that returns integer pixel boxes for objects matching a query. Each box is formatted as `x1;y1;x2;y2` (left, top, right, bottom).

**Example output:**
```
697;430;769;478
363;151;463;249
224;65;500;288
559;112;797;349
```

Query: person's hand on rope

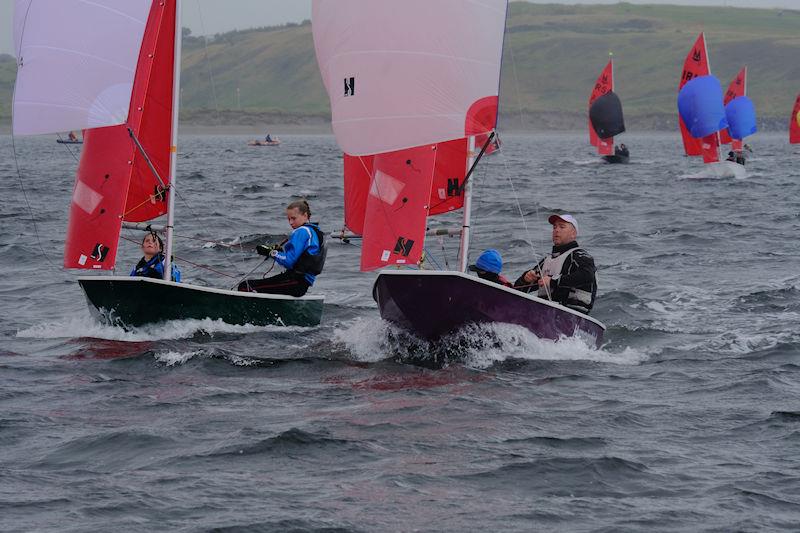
256;243;281;257
523;269;540;284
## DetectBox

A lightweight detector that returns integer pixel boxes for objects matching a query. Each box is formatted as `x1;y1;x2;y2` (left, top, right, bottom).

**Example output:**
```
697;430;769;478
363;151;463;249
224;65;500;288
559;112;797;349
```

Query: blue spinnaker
677;75;727;138
725;96;757;140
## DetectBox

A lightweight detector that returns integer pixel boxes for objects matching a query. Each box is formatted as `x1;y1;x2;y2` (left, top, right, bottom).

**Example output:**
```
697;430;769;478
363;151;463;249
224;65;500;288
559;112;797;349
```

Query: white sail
312;0;507;156
12;0;150;135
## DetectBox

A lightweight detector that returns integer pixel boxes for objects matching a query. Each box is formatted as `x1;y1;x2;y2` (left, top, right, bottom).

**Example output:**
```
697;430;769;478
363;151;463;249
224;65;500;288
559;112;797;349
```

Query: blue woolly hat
469;249;502;274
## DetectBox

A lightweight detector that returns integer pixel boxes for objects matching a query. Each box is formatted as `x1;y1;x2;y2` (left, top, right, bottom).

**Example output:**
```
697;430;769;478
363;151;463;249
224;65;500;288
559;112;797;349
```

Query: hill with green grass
2;3;799;130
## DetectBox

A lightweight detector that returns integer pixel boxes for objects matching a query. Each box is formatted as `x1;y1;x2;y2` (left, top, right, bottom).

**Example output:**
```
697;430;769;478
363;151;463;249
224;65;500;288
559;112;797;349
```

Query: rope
55;133;81;163
10;133;60;270
120;233;241;279
231;258;270;290
121;185;170;218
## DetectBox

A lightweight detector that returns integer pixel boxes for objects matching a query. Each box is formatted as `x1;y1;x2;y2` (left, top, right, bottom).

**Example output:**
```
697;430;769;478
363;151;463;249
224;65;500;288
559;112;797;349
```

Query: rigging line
422;247;443;271
55;133;81;163
497;148;551;300
196;0;219;112
10;131;60;270
231;258;269;290
507;30;527;131
120;233;241;279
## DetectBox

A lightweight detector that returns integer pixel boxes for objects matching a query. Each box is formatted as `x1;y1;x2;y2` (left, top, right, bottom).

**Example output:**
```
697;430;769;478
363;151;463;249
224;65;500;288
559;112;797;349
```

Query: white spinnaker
12;0;150;136
312;0;507;156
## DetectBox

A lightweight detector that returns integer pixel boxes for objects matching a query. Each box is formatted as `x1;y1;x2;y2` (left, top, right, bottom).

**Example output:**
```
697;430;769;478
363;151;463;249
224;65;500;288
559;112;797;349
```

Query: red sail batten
64;1;175;270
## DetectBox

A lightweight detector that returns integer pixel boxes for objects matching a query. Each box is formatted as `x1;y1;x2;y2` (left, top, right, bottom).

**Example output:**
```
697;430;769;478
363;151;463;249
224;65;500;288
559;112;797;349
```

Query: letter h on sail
344;77;355;96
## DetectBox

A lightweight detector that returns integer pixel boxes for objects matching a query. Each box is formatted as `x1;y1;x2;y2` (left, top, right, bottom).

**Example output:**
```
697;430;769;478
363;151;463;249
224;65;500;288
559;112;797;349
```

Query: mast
610;53;614;93
163;0;182;281
457;135;476;272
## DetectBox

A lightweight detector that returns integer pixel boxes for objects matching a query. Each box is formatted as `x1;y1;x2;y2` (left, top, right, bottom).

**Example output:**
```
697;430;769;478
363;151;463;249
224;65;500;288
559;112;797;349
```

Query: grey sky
1;0;796;57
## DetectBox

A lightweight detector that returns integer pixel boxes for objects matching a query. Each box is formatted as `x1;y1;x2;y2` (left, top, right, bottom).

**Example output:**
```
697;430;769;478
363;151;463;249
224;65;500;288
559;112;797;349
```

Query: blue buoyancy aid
130;253;181;282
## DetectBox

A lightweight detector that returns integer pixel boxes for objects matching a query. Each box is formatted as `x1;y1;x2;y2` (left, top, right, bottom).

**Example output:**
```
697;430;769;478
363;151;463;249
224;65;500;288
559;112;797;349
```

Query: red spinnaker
720;67;747;149
679;33;718;161
790;93;800;145
360;145;437;272
64;0;175;270
589;59;614;155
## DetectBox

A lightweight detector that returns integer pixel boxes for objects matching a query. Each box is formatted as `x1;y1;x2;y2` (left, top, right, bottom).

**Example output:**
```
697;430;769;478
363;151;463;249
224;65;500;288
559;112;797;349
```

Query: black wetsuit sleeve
551;252;596;299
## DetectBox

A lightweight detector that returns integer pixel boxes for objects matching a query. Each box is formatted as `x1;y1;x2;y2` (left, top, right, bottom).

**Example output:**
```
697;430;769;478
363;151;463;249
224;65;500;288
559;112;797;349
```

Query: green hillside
2;3;799;129
498;2;800;127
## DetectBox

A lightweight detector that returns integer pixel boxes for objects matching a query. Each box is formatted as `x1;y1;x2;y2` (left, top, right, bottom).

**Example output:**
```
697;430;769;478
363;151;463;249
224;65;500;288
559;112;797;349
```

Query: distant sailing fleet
589;32;798;174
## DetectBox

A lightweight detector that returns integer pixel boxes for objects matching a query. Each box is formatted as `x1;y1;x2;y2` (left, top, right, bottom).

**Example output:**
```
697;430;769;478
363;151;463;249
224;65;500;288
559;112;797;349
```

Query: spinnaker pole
163;0;182;281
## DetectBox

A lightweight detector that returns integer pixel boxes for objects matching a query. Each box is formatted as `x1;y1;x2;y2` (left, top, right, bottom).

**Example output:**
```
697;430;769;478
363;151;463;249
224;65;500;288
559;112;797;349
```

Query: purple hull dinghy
373;270;605;348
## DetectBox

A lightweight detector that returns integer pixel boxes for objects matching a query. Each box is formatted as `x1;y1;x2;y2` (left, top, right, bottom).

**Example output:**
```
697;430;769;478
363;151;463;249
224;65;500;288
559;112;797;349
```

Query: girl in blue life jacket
238;199;326;297
130;232;181;282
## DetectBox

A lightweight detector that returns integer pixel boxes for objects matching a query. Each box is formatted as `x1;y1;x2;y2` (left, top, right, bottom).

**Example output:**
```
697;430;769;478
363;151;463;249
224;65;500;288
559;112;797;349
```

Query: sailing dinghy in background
12;0;323;328
719;67;757;164
312;0;606;348
790;93;800;146
588;57;627;164
677;33;742;179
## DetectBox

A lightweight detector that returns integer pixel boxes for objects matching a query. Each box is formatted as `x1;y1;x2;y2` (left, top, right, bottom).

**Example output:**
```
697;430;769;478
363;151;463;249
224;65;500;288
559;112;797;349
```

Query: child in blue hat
468;249;512;287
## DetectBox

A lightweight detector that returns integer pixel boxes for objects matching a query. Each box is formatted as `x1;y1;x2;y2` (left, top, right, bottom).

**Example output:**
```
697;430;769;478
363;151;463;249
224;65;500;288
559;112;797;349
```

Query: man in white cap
514;213;597;314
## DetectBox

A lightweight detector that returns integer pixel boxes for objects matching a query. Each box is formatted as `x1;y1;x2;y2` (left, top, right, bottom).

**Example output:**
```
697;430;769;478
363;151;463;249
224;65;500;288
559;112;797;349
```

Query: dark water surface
2;132;800;531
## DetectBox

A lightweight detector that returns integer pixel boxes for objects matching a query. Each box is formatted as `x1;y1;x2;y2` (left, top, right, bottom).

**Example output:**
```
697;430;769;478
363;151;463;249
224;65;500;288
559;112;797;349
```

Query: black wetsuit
514;241;598;314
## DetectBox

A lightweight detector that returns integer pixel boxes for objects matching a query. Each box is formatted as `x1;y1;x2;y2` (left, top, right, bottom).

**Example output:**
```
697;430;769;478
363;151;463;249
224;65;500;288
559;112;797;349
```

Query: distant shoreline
0;111;791;135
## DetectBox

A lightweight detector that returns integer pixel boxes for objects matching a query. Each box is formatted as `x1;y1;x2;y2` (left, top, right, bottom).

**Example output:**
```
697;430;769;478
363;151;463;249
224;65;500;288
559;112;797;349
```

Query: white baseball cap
548;213;579;235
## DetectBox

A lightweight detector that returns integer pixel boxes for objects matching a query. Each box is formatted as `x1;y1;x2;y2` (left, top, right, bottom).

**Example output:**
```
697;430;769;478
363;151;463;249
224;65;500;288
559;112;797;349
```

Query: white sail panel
312;0;507;156
12;0;150;135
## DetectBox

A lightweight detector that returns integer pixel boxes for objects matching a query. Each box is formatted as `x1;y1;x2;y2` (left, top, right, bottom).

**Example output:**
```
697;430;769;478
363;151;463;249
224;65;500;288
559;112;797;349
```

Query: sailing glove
257;244;283;257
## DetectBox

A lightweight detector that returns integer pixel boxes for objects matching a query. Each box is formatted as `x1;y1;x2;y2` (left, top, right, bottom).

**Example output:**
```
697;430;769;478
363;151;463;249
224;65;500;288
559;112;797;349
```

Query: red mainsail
720;67;747;149
679;33;719;162
589;59;614;156
790;93;800;145
64;0;175;270
342;154;373;235
343;138;468;235
360;145;437;272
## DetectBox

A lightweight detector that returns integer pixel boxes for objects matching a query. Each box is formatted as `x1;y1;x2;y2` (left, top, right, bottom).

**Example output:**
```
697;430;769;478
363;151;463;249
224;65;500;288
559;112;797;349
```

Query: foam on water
679;162;747;180
155;349;205;366
16;315;308;342
332;316;648;369
332;316;393;363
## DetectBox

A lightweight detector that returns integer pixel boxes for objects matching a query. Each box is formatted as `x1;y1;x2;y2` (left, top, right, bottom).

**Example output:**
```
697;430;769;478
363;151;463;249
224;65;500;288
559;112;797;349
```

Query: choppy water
2;132;800;531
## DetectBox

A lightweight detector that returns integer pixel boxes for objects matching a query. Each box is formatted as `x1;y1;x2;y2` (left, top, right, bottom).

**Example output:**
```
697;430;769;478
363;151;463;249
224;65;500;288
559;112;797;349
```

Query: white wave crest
155;350;204;366
16;315;306;342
